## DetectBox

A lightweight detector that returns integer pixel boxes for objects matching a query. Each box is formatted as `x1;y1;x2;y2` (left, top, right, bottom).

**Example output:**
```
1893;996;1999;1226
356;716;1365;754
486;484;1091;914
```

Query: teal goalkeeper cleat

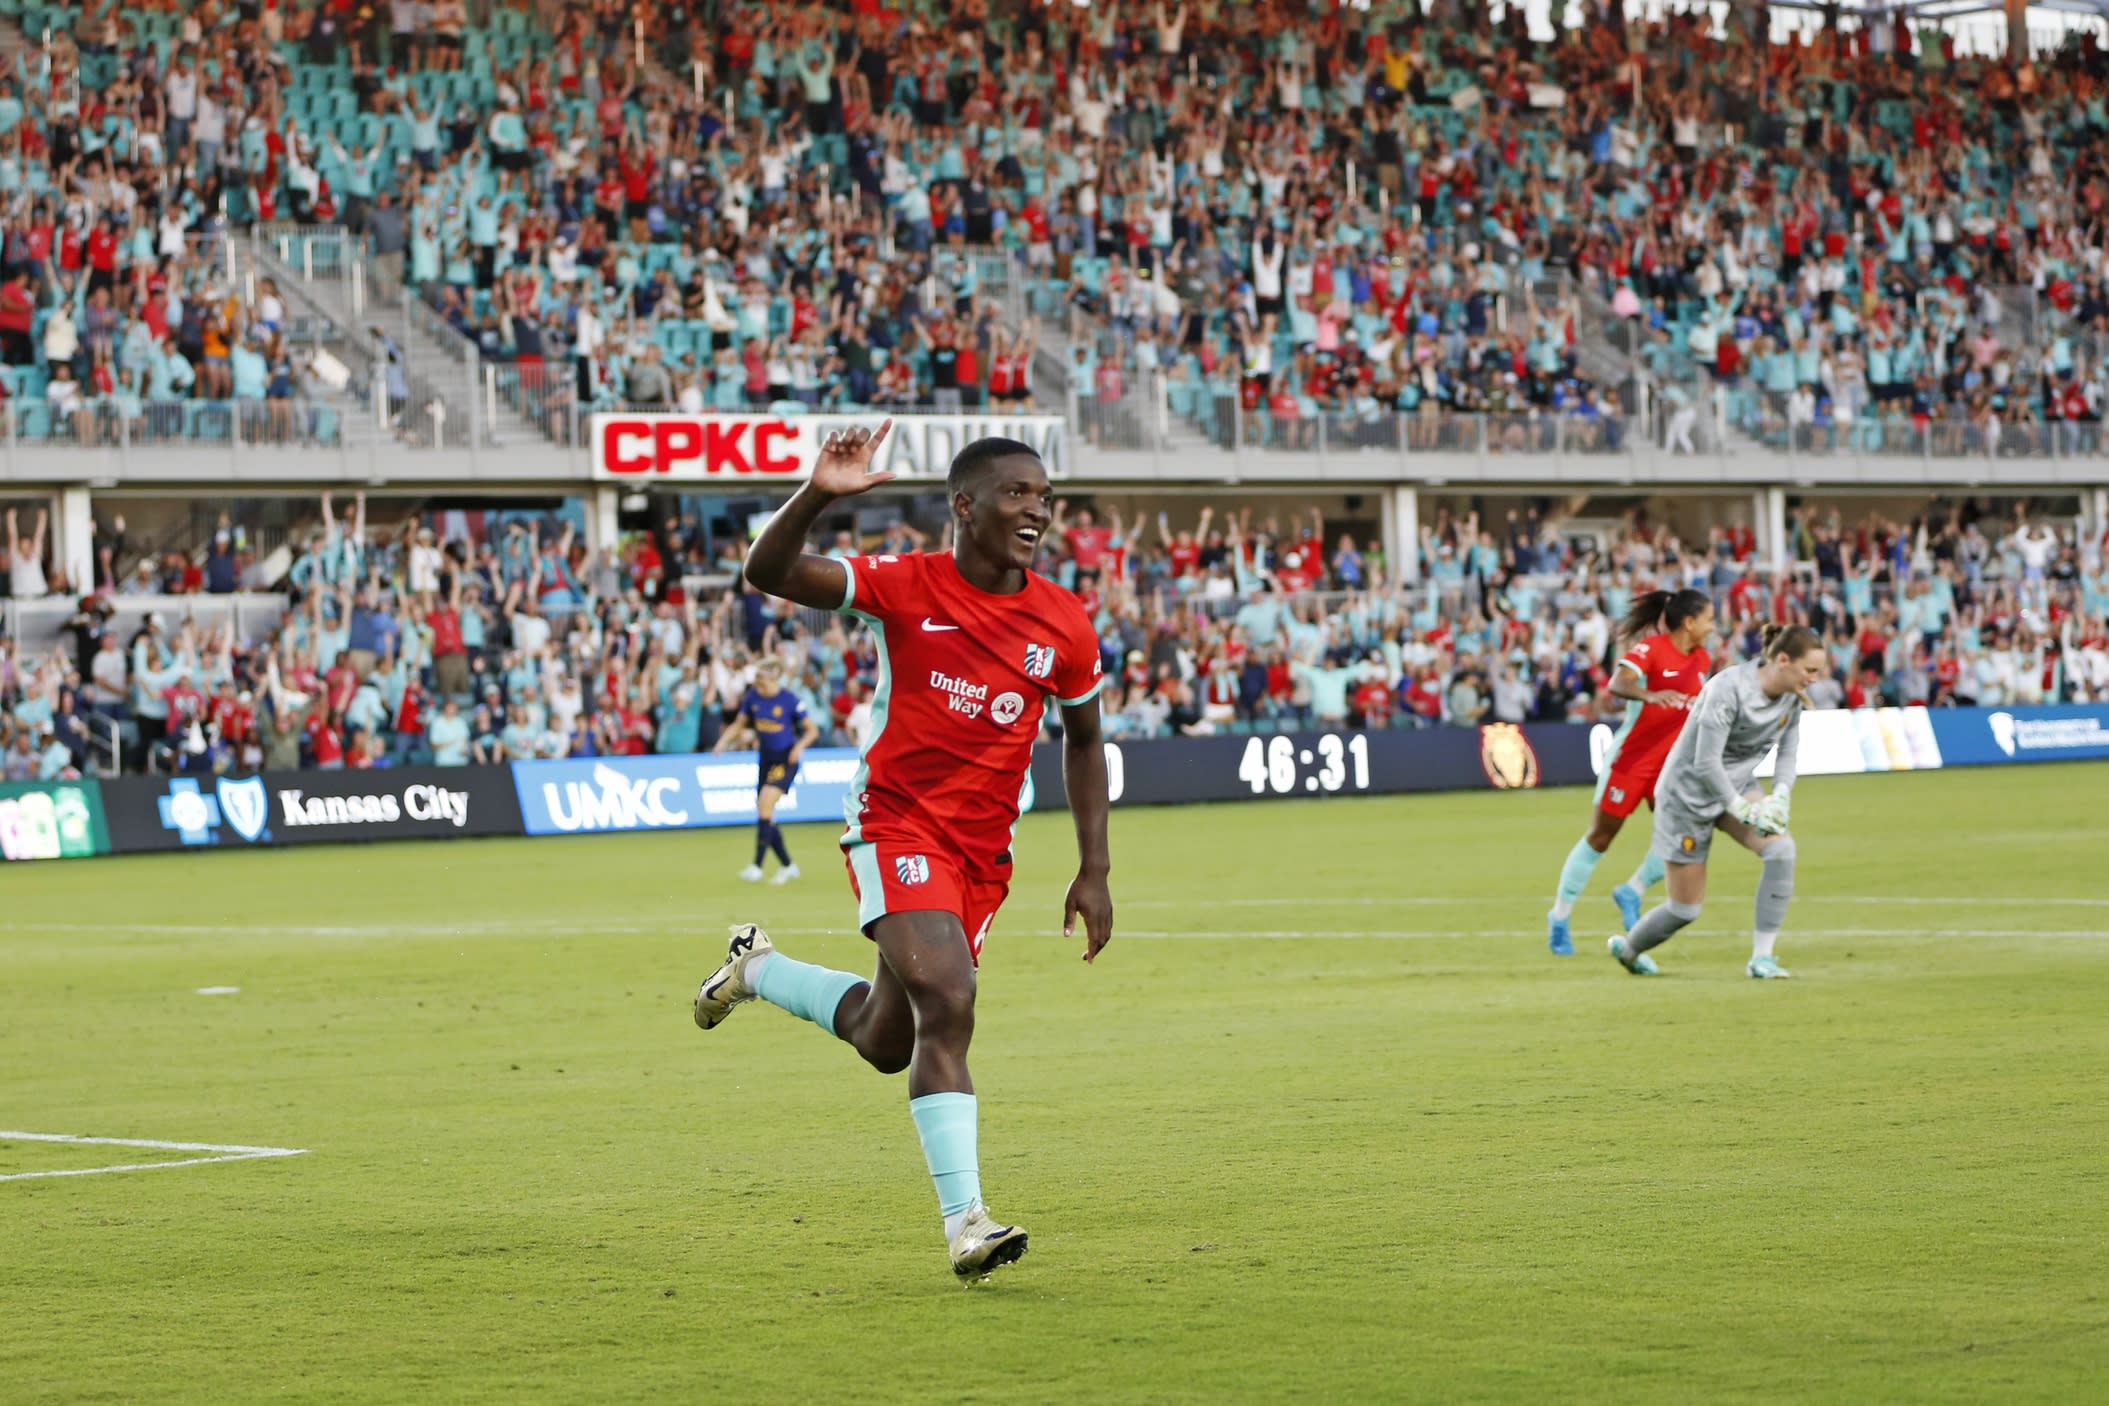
1747;955;1793;980
1611;882;1644;932
1608;934;1658;976
1547;912;1574;957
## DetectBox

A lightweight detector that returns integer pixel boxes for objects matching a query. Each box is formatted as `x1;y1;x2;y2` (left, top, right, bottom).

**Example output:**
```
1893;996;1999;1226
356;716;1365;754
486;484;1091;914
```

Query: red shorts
843;841;1012;966
1596;765;1661;819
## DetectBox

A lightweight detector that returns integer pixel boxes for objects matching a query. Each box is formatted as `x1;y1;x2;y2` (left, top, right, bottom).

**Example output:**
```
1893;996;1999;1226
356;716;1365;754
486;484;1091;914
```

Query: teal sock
1550;838;1604;918
908;1092;981;1221
749;952;865;1036
1626;851;1666;893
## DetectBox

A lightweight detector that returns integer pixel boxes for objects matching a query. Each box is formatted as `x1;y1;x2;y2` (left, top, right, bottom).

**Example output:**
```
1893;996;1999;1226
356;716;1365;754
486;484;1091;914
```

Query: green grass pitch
4;765;2107;1404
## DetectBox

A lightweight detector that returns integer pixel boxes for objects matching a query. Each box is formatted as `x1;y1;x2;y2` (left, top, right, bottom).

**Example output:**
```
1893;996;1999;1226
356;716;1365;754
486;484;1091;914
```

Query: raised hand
808;418;895;500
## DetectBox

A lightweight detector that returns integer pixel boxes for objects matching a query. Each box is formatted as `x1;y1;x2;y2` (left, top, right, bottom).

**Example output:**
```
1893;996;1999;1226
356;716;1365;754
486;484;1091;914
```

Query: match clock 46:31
1237;734;1372;795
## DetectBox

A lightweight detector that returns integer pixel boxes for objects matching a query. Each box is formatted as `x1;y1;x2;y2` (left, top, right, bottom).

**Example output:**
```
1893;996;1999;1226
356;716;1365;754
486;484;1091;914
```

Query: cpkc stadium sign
590;412;1068;482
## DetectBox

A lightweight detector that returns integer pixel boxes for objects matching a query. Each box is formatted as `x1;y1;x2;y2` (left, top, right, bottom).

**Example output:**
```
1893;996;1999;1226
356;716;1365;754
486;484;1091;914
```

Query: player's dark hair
1617;588;1713;646
1761;623;1822;659
947;437;1042;496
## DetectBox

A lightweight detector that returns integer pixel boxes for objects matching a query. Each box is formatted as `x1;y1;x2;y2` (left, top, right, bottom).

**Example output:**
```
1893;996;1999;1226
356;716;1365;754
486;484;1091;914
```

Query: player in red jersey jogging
691;423;1113;1278
1546;588;1715;955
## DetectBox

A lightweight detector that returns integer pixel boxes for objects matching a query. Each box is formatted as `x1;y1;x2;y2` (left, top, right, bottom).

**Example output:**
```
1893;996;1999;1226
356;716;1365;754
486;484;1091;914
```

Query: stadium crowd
5;490;2109;779
12;0;2109;441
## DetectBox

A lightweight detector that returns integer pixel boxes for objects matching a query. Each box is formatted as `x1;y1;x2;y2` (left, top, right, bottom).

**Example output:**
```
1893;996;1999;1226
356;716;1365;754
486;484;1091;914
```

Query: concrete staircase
245;231;547;452
0;13;39;73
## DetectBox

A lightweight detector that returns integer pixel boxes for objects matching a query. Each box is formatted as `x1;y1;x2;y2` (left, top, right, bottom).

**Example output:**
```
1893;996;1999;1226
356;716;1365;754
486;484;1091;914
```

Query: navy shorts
758;756;799;792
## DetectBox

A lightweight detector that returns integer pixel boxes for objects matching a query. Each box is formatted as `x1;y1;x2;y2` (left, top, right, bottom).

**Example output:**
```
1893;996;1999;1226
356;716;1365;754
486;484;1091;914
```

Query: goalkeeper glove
1729;794;1762;829
1758;785;1792;835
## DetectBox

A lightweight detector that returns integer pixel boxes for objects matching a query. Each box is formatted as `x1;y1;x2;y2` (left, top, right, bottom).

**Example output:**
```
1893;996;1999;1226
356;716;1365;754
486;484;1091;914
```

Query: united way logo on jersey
990;692;1025;726
895;854;931;886
1023;643;1056;680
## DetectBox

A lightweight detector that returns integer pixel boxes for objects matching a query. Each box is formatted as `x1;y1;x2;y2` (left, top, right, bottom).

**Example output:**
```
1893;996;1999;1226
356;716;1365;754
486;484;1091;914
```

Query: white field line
1117;895;2109;909
4;911;2109;944
1097;928;2109;941
667;924;2107;941
0;1130;308;1183
3;920;594;938
6;893;2108;942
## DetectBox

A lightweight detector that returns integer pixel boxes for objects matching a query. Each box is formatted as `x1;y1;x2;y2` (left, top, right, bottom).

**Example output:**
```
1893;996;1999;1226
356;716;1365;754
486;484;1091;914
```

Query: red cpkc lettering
598;417;806;476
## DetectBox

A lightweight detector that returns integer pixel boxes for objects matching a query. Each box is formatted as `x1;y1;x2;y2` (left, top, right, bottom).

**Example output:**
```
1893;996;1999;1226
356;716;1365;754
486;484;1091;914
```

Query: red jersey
1065;524;1113;570
212;696;256;744
1606;633;1710;774
838;551;1101;862
162;683;208;738
306;715;344;766
429;605;465;657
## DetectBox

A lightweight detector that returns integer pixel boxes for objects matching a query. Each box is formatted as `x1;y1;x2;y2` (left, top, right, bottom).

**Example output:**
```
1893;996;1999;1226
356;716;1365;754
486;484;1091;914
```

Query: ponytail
1760;623;1821;660
1617;587;1713;646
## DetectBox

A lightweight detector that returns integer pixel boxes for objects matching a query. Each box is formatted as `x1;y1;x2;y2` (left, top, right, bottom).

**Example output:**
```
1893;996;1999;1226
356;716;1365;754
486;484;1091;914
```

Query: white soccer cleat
693;923;774;1030
738;863;765;883
948;1204;1029;1279
769;863;801;886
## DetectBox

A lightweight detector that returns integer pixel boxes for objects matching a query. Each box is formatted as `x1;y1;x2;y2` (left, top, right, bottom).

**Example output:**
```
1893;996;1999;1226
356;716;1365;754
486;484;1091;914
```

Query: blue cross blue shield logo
217;777;270;844
157;779;222;845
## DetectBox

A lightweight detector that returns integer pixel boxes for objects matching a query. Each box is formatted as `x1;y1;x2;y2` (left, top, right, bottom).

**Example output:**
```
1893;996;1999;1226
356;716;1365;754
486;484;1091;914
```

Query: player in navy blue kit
714;657;820;885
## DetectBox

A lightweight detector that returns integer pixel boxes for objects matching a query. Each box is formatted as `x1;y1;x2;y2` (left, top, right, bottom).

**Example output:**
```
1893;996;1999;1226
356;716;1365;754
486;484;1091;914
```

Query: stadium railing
6;221;2109;487
3;400;345;454
2;593;291;656
481;379;1067;457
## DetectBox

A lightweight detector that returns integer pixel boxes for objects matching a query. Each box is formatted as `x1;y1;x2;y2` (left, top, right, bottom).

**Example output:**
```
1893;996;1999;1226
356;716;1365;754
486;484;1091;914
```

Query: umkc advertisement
14;704;2105;862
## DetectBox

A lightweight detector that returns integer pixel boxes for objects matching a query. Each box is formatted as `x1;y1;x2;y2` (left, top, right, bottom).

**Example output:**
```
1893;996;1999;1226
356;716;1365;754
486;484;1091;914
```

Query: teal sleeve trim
1056;677;1107;709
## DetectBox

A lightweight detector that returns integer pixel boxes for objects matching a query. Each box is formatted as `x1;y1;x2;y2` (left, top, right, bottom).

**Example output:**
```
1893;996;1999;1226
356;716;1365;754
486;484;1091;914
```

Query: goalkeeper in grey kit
1609;624;1828;980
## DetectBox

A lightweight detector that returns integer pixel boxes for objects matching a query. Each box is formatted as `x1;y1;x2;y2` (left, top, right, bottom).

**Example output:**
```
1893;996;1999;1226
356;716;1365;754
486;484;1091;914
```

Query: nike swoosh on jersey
921;619;960;632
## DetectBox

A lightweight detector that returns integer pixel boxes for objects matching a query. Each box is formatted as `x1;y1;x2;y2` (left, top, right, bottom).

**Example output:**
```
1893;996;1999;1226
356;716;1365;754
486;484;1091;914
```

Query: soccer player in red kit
692;425;1113;1278
1545;588;1714;955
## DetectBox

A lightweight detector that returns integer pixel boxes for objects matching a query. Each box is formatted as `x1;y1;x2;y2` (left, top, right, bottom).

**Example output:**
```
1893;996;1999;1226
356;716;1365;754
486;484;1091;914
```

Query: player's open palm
811;419;896;499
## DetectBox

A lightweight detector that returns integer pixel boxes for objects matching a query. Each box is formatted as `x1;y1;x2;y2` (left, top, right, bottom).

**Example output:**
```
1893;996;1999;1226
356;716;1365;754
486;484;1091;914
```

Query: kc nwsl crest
1023;643;1056;679
895;854;931;885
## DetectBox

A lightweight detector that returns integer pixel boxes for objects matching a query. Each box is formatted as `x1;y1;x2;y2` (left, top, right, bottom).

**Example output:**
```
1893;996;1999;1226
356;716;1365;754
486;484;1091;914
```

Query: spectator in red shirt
1403;664;1444;725
1353;674;1393;728
1057;502;1114;587
162;674;208;741
85;219;119;294
325;657;360;716
307;711;346;769
1159;509;1203;582
394;679;426;759
0;272;35;366
210;681;256;749
429;574;471;698
618;138;656;221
